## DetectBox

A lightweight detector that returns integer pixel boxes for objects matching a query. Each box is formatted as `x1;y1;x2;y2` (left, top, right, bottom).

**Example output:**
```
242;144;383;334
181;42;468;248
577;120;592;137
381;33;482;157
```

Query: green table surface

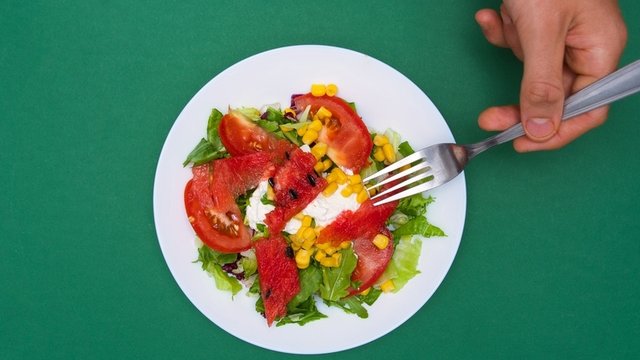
2;0;639;358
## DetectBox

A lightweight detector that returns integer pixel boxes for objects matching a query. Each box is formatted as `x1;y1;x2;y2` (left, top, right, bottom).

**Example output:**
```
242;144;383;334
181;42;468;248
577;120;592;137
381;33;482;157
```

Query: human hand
475;0;627;152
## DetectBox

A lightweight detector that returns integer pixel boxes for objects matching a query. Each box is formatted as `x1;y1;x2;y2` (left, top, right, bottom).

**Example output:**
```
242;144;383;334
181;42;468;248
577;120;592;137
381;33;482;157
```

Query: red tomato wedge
254;234;300;326
184;153;274;254
264;148;327;233
349;228;394;295
292;94;373;173
316;198;399;247
219;110;285;156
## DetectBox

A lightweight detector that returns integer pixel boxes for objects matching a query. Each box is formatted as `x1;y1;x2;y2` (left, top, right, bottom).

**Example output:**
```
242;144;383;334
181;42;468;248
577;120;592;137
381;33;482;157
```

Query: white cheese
245;181;361;235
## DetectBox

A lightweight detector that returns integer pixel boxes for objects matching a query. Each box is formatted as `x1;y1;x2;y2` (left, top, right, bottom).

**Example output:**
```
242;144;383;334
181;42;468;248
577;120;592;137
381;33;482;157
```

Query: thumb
516;15;568;141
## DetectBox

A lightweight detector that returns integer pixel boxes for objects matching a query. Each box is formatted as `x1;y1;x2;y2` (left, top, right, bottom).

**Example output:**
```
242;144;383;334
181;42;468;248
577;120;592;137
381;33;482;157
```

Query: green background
2;0;639;358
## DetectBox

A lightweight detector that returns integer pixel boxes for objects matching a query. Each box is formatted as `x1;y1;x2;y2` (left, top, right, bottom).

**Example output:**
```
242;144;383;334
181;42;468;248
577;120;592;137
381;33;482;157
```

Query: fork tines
363;151;434;206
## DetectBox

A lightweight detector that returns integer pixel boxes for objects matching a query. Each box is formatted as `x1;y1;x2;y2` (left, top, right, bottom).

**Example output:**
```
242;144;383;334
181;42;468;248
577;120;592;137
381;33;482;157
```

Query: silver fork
365;59;640;206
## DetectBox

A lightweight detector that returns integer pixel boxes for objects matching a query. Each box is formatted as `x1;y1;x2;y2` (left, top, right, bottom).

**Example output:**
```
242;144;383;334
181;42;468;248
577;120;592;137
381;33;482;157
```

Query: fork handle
479;59;640;148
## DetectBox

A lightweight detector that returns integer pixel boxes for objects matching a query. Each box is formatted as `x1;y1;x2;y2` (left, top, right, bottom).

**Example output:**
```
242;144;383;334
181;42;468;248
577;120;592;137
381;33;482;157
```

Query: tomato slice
219;110;283;156
254;234;300;326
292;94;373;173
184;152;275;254
350;227;394;295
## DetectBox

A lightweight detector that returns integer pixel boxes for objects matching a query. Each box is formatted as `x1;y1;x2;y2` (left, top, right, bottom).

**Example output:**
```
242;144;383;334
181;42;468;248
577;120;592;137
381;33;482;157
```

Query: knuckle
524;81;564;106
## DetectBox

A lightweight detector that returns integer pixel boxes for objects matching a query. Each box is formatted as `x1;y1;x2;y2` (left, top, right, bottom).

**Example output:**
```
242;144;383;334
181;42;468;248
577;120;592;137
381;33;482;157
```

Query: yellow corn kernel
373;147;386;162
301;236;315;250
373;134;389;146
324;246;337;256
315;241;330;250
302;226;316;242
350;183;364;193
291;241;301;251
339;241;351;249
266;184;275;201
316;106;332;120
359;287;371;296
372;234;390;250
314;250;327;262
291;234;303;246
311;142;328;160
301;215;313;228
294;212;305;220
320;256;339;267
356;189;369;203
296;123;308;136
296;226;307;239
332;168;347;184
309;119;323;132
295;249;312;269
368;187;377;196
380;279;395;293
348;174;361;184
314;226;323;236
326;84;338;97
382;143;396;163
322;159;333;171
340;185;354;197
311;84;326;97
331;252;342;264
302;129;319;144
314;161;325;173
322;181;339;196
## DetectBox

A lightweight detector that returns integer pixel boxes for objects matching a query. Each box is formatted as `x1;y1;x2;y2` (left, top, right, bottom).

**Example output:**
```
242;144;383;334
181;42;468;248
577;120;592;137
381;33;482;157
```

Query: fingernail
525;118;555;139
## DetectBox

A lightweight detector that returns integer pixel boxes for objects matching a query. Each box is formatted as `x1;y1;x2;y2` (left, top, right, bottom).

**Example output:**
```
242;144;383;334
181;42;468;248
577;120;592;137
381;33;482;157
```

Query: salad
182;84;445;327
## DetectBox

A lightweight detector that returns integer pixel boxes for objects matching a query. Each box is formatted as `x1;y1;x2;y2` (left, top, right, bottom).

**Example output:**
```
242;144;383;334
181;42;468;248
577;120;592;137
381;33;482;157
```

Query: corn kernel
348;174;361;184
314;250;327;261
302;129;319;144
322;181;338;196
291;234;303;246
340;185;354;197
309;119;323;132
284;107;296;118
339;241;351;249
368;187;377;196
332;168;347;183
382;143;396;163
331;252;342;264
350;183;364;193
356;189;369;203
324;246;337;256
373;134;389;146
302;215;313;228
314;161;325;173
320;256;339;267
301;236;315;250
314;226;323;236
359;288;371;296
316;106;332;120
302;226;316;242
326;84;338;97
322;159;333;171
380;279;395;293
311;84;326;97
315;241;330;250
373;147;386;162
296;226;307;238
295;249;312;269
291;241;301;251
294;212;305;220
311;142;328;160
372;234;390;250
296;123;308;136
266;184;275;200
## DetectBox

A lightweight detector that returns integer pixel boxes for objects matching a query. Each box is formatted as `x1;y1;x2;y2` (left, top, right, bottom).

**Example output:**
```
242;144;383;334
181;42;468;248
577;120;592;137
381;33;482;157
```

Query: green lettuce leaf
378;235;423;292
194;245;242;296
393;216;446;238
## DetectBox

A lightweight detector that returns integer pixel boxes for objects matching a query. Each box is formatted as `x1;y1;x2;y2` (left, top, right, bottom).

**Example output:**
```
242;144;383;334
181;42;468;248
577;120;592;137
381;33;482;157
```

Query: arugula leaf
359;287;382;306
277;296;327;326
194;245;242;296
288;265;322;309
260;193;275;206
183;108;227;166
263;107;285;124
392;216;446;238
319;248;358;301
326;297;368;318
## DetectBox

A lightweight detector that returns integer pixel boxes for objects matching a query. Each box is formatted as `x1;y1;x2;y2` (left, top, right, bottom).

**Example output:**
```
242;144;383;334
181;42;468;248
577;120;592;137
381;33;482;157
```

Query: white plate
153;45;466;354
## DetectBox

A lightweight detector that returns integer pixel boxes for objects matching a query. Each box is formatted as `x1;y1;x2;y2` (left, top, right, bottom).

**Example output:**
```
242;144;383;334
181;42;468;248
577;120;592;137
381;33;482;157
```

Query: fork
364;59;640;206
